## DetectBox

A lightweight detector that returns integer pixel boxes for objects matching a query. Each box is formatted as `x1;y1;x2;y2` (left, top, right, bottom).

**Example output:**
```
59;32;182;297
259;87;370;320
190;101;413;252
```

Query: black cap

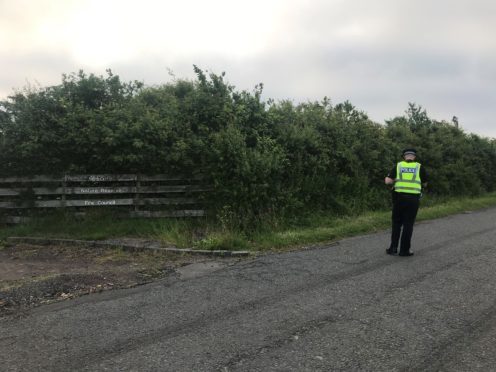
402;148;417;157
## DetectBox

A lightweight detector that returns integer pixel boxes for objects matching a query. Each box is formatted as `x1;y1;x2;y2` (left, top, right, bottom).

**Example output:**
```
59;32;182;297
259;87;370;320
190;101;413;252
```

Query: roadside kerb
5;237;251;257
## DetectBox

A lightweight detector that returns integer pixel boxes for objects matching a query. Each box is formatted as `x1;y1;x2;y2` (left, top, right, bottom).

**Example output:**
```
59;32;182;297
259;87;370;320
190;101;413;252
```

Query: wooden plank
0;175;63;183
68;187;134;194
0;197;199;209
0;174;204;184
65;199;134;207
0;199;134;208
137;185;209;193
0;200;61;208
0;188;19;196
0;201;28;208
0;174;138;183
67;185;208;194
137;197;197;205
130;210;205;218
140;174;203;181
0;187;132;196
64;174;137;182
0;185;209;196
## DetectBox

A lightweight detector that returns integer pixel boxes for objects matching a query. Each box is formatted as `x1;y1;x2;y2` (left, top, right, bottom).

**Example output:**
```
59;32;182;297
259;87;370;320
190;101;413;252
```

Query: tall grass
2;193;496;252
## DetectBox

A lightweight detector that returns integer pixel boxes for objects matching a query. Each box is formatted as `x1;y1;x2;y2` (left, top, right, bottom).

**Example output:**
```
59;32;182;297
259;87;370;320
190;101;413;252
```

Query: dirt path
0;242;238;316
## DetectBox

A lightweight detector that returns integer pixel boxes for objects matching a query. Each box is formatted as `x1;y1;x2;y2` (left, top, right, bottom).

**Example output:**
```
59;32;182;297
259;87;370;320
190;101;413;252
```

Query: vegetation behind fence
1;67;495;227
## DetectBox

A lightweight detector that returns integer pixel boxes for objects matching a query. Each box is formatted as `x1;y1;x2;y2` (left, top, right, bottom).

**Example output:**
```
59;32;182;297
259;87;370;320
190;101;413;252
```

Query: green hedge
1;67;495;227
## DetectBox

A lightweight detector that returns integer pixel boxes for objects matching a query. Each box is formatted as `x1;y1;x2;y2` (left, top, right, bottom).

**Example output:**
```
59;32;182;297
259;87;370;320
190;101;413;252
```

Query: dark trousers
389;192;420;253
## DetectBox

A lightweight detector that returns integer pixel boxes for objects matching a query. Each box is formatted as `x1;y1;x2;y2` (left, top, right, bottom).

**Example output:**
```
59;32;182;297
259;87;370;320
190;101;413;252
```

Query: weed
1;193;496;252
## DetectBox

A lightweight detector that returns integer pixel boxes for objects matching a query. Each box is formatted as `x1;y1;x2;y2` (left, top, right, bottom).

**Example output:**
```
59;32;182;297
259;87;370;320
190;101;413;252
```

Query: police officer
384;148;428;256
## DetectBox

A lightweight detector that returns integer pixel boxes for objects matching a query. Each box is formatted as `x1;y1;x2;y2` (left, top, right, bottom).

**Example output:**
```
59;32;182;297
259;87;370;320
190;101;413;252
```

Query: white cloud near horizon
1;0;495;137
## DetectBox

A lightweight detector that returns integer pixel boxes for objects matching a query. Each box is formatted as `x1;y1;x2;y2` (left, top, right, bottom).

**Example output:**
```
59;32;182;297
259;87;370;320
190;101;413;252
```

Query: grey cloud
0;50;77;97
315;46;471;81
1;0;495;138
475;56;496;82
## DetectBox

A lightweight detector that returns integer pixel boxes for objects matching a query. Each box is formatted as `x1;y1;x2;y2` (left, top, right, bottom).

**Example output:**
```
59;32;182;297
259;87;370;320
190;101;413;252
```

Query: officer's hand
385;177;395;185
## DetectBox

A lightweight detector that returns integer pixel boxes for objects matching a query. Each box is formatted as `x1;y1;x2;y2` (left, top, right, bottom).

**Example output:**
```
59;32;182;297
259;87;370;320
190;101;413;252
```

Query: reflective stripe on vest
394;161;422;194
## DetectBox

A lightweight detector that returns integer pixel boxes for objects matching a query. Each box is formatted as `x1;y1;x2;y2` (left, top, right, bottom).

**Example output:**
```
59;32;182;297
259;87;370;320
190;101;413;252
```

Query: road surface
2;207;496;371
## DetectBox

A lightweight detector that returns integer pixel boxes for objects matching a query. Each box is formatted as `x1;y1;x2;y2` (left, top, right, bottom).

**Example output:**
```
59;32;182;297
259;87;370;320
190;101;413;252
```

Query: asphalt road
2;207;496;371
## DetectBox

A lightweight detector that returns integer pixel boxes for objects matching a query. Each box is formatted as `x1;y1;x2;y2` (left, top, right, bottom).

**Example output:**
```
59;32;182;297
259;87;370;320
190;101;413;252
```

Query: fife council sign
83;200;118;206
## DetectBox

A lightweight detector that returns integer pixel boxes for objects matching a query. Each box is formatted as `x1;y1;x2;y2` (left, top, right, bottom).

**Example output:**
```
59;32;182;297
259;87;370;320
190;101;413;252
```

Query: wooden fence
0;174;208;222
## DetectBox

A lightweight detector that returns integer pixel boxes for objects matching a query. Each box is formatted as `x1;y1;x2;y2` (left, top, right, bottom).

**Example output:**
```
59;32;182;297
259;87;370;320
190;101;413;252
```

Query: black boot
386;248;398;255
398;251;414;256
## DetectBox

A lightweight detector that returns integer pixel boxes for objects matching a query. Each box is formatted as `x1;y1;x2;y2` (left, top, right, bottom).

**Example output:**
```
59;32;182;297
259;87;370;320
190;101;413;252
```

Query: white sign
83;200;117;206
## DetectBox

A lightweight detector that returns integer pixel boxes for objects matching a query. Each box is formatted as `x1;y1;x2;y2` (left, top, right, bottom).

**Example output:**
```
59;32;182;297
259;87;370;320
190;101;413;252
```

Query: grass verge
251;193;496;251
1;193;496;252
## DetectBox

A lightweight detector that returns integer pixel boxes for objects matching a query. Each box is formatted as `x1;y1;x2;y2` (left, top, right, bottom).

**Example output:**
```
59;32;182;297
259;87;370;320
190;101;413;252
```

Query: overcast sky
1;0;495;137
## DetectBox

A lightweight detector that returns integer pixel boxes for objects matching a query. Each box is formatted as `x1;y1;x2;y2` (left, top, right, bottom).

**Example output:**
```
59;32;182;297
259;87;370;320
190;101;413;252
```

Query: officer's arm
385;165;396;185
421;167;428;189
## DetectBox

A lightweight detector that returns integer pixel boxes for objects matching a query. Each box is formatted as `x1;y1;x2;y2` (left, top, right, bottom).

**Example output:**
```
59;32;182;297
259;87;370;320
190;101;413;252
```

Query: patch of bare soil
0;243;227;317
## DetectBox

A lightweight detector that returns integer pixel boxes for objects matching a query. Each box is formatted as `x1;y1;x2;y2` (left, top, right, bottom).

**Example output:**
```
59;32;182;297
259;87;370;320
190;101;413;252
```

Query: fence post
61;175;67;208
134;174;140;213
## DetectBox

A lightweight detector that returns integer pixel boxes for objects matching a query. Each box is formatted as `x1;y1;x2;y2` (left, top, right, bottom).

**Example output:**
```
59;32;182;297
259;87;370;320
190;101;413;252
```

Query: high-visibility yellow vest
394;161;422;194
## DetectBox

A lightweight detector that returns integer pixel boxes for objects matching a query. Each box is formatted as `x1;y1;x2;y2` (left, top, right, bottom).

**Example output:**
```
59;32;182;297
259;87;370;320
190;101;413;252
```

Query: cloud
1;0;495;137
0;50;78;97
